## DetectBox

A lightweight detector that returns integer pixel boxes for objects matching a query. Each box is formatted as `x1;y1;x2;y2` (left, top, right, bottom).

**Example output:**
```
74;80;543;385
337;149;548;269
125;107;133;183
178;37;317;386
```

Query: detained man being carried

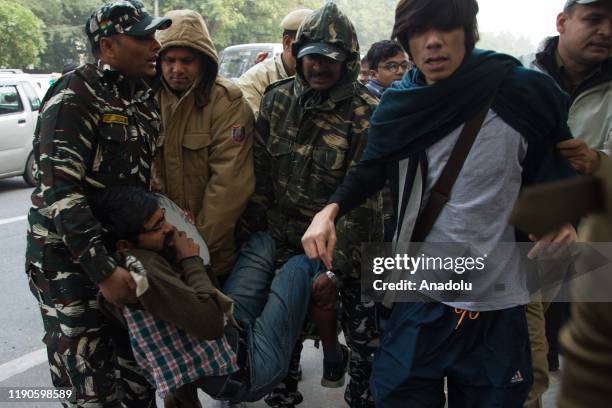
90;187;336;405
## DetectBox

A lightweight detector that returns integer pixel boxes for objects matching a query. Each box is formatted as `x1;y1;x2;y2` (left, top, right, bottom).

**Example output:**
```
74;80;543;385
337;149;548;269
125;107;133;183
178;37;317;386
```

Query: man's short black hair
365;40;404;70
392;0;480;57
90;187;159;250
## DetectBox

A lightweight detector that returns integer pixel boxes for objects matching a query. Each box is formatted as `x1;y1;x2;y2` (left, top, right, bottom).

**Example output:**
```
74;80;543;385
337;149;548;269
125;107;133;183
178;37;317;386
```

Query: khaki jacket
155;10;255;277
127;249;236;341
99;249;238;341
235;54;289;119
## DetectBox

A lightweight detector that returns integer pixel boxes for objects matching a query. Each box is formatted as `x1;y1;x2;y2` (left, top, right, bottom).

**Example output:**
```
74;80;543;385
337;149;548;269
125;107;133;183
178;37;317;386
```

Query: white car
0;77;40;186
219;43;283;80
0;72;50;100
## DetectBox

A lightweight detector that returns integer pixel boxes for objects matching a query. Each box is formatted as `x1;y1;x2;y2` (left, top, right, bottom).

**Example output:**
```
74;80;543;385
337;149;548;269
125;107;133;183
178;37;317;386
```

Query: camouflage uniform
242;3;383;407
25;62;160;407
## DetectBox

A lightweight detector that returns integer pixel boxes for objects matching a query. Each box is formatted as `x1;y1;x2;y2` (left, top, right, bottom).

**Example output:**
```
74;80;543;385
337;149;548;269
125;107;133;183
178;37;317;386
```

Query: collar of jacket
366;79;386;96
157;74;216;109
277;54;290;78
293;74;359;109
80;63;152;103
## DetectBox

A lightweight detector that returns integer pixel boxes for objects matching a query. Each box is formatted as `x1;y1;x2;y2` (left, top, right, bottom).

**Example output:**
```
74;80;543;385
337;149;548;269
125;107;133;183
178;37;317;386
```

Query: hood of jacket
291;2;360;100
156;10;219;106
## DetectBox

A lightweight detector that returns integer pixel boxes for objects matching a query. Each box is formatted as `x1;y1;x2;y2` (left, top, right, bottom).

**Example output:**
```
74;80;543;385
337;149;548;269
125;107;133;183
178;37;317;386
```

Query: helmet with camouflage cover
291;2;360;86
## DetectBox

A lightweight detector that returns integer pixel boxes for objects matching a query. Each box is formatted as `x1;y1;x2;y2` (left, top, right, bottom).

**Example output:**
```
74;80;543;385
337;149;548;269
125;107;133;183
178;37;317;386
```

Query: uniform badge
232;125;246;143
102;114;129;125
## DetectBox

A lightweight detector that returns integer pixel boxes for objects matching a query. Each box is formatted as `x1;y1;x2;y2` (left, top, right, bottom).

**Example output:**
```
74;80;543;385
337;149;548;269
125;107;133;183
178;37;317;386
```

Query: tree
334;0;397;55
156;0;321;51
0;0;46;68
16;0;100;72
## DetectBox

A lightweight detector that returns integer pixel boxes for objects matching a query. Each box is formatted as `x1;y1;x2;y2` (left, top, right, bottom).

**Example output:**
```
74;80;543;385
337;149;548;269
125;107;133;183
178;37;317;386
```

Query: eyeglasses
141;208;166;234
379;61;410;73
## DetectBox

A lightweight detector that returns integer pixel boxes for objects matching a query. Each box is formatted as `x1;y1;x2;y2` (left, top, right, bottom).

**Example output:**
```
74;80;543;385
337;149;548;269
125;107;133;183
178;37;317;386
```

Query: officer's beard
161;228;178;263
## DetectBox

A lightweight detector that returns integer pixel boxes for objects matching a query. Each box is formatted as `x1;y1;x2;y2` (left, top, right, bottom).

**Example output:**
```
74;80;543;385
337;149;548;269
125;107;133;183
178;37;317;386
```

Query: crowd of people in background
23;0;611;407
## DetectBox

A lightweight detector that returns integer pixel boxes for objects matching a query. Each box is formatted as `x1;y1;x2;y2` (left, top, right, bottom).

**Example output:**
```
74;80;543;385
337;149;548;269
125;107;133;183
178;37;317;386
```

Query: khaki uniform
155;10;255;277
235;54;289;119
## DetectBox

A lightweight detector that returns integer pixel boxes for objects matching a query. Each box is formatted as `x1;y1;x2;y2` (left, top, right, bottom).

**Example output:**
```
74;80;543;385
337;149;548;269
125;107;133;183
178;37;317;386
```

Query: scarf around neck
362;49;576;185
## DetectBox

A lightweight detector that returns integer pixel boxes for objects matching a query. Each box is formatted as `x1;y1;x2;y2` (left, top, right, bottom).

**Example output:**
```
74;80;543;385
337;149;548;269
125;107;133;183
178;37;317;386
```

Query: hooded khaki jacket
155;10;255;277
235;54;289;118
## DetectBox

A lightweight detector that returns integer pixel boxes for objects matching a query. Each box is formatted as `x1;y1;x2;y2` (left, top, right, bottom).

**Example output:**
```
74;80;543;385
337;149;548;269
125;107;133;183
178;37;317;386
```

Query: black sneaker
321;344;350;388
264;383;304;408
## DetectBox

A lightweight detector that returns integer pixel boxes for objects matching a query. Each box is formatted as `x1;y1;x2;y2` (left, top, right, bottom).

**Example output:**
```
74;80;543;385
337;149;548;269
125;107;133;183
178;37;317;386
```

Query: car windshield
219;47;273;79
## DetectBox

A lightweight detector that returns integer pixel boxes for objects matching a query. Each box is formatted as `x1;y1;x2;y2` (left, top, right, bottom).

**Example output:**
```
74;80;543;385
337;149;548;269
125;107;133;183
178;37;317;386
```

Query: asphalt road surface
0;176;560;407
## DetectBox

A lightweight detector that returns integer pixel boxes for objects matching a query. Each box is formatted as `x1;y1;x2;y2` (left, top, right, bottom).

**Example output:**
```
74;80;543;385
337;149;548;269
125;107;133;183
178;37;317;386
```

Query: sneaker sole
321;376;345;388
320;348;351;388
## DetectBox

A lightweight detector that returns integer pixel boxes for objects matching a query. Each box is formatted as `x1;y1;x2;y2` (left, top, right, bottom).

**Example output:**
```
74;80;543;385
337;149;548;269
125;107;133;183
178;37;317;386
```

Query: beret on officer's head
85;0;171;46
280;9;313;31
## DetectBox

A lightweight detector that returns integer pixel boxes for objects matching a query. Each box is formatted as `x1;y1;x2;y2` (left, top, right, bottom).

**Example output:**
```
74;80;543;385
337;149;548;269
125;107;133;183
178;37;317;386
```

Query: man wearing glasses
364;40;410;98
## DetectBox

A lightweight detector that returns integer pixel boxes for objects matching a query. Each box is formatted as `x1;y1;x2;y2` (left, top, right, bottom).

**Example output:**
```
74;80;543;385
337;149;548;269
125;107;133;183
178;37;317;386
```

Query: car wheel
23;152;36;187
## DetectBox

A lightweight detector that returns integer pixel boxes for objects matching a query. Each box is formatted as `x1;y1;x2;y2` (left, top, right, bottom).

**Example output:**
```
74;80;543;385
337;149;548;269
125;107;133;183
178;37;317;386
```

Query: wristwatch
325;270;340;287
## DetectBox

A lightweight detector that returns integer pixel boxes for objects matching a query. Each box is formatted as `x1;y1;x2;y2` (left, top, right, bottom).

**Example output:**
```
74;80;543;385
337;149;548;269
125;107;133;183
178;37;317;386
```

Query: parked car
0;72;50;99
218;43;283;80
28;74;54;97
0;77;40;186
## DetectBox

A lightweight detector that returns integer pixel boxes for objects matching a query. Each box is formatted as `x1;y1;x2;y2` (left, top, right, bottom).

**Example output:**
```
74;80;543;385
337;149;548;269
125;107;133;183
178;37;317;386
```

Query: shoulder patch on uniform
231;124;246;143
216;76;243;101
264;76;294;95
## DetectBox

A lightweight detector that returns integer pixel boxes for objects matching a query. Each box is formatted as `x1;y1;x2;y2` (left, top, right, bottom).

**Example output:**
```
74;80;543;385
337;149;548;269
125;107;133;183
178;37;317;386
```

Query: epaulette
263;76;294;95
215;76;243;101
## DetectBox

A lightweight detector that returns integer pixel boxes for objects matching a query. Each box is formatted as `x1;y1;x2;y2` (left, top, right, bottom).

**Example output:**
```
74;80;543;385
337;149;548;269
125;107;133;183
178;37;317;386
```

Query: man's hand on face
98;266;138;306
557;139;601;175
173;230;200;262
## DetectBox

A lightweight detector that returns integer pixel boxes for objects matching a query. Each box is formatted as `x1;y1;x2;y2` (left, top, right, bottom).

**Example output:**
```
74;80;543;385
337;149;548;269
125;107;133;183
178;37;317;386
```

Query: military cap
86;0;171;45
280;8;313;31
297;42;347;62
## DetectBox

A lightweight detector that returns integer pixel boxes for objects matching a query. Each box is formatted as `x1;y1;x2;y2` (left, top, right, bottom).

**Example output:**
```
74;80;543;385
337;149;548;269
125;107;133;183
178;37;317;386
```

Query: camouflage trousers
27;264;155;407
269;283;379;408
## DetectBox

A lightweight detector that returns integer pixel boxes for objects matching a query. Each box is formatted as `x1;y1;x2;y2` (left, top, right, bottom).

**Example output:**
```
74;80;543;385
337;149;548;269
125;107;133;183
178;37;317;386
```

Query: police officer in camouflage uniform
25;1;171;406
242;3;383;407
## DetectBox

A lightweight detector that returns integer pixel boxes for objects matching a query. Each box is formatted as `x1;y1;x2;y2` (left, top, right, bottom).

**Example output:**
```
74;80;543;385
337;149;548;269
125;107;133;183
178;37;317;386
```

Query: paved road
0;176;560;407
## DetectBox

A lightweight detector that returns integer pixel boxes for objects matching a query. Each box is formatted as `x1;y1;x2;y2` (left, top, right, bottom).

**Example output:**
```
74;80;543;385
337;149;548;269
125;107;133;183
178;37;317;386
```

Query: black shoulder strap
411;102;492;242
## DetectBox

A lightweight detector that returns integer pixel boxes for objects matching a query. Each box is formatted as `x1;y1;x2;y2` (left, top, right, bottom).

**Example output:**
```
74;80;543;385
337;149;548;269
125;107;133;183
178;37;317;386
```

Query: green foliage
156;0;321;50
16;0;101;72
7;0;399;70
0;0;46;68
334;0;397;55
152;0;394;53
